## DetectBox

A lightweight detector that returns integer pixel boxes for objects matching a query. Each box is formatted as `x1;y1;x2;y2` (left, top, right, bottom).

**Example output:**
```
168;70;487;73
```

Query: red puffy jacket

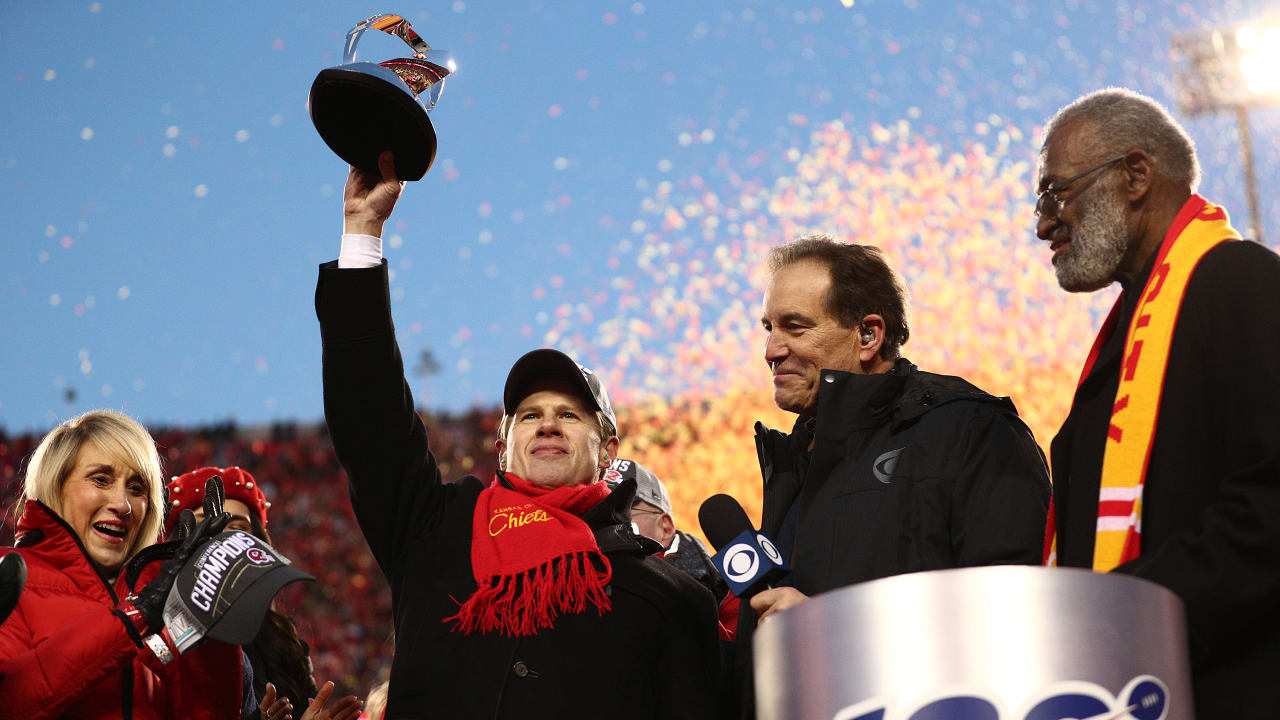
0;501;243;720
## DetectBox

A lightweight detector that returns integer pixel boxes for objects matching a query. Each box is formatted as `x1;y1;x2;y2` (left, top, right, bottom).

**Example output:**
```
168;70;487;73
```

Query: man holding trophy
310;15;720;719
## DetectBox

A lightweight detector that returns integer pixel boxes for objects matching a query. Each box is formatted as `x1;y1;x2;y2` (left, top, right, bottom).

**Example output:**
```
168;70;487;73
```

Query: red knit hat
166;466;270;536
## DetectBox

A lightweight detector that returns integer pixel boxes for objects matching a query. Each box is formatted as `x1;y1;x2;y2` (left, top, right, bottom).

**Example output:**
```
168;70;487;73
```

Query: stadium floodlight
1171;21;1280;242
1238;26;1280;95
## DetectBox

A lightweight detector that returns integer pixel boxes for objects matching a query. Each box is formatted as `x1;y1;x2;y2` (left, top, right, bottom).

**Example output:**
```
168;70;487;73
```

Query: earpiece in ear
861;330;874;344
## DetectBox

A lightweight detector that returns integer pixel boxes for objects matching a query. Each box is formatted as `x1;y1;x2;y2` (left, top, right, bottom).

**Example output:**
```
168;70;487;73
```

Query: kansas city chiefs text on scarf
488;503;552;536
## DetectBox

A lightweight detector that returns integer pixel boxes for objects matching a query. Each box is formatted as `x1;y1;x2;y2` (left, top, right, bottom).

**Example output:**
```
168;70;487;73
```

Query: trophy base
308;66;438;181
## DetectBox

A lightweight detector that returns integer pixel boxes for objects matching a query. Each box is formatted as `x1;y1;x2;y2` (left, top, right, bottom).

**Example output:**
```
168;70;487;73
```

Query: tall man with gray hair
1037;87;1280;716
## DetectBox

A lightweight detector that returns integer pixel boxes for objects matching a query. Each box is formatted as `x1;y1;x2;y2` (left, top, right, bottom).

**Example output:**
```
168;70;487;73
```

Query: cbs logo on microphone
713;531;788;595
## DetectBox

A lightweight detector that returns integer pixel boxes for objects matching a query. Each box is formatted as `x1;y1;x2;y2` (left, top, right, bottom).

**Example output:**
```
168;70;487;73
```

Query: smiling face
761;260;864;415
58;441;149;577
497;380;619;489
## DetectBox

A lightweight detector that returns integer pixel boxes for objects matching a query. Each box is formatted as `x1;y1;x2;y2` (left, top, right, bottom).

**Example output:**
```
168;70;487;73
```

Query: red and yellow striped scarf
1044;195;1240;571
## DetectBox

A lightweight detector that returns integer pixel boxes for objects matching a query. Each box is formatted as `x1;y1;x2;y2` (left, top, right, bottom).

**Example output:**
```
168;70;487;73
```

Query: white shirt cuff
338;233;383;269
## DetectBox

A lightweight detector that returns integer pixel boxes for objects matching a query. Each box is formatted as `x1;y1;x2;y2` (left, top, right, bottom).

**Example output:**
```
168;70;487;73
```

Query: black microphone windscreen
698;494;755;551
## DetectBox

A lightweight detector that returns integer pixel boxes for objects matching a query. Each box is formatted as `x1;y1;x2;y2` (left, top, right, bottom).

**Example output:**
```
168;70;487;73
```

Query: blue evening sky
2;0;1277;431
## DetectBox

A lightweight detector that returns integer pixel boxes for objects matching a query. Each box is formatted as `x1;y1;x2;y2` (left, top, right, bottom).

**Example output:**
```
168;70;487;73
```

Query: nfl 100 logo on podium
833;674;1169;720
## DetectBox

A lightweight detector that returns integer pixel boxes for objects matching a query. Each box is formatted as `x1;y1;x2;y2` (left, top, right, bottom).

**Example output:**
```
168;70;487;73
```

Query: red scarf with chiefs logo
445;473;613;636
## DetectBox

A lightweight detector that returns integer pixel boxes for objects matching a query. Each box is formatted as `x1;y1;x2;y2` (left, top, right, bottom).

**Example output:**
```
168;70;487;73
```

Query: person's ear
599;436;620;468
858;314;886;364
495;438;507;469
658;513;676;547
1121;149;1154;204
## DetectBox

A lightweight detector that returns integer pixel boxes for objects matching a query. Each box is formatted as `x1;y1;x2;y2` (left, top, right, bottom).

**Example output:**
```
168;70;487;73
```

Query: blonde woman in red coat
0;410;243;720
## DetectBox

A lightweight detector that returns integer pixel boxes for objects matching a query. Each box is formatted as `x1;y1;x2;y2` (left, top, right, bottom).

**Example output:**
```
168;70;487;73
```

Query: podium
754;566;1192;720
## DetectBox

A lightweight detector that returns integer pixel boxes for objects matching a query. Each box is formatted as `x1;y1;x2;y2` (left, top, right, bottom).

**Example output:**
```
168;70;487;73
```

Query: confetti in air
540;116;1117;522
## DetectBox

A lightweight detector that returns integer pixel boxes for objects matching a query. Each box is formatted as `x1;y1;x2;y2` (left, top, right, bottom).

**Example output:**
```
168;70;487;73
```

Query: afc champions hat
162;530;313;653
503;349;616;428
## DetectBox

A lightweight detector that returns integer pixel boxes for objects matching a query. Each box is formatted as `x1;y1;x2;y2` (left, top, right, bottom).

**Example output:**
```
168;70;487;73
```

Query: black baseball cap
162;530;313;653
503;349;616;429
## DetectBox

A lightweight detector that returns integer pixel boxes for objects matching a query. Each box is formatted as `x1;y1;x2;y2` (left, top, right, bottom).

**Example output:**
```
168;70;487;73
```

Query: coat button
512;661;530;678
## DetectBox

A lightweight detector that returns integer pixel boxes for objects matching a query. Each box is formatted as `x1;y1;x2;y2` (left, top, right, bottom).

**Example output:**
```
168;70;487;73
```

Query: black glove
160;478;175;538
120;475;232;635
0;553;26;627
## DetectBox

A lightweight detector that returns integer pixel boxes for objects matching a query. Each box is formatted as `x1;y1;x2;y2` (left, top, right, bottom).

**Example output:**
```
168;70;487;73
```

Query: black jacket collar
584;477;664;556
813;357;1017;432
757;358;1020;483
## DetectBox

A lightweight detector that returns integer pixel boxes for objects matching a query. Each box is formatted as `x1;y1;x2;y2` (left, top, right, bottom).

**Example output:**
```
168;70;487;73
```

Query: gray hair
1042;87;1200;193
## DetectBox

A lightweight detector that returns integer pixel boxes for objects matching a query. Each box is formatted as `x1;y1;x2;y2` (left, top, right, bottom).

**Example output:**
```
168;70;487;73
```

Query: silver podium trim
754;566;1192;720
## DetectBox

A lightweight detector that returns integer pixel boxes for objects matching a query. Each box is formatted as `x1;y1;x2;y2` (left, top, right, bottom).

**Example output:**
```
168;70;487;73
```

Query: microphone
0;553;27;626
698;494;788;599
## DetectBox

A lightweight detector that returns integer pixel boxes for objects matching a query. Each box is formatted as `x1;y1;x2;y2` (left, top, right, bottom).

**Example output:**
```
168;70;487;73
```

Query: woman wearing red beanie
168;466;336;720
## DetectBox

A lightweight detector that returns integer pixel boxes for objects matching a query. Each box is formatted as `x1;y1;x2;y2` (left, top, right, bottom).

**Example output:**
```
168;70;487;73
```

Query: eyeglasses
1035;153;1128;219
630;507;665;516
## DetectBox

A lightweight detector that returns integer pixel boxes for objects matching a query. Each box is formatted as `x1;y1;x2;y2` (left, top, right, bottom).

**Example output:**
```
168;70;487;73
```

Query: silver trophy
308;14;455;181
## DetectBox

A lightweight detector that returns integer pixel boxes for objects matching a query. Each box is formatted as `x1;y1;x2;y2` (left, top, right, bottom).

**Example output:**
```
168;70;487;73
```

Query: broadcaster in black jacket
733;236;1051;715
317;152;720;720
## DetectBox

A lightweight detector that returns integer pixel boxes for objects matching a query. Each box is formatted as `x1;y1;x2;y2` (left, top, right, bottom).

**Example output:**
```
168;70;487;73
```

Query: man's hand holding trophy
308;13;455;182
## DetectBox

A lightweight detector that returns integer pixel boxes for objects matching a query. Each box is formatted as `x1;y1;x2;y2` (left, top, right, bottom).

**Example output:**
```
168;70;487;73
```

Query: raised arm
316;151;452;577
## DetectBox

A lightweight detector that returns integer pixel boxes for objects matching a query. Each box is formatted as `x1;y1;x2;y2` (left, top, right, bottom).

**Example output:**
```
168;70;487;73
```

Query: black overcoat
1053;239;1280;718
316;260;720;720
